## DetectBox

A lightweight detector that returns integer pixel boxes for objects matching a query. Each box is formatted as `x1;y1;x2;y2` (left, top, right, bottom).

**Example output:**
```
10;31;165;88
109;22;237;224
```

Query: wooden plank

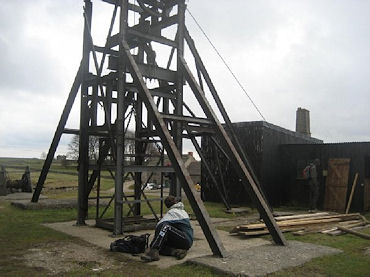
263;213;359;227
339;220;364;226
282;213;361;223
337;226;370;240
250;218;342;230
275;212;330;221
238;227;304;236
161;114;214;125
235;213;361;231
108;56;177;82
346;173;359;214
322;221;366;233
127;29;177;48
321;228;338;234
324;158;350;212
327;224;369;236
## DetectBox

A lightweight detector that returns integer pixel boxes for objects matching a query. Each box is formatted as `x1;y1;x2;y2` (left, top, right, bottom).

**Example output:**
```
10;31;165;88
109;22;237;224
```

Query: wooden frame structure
32;0;286;257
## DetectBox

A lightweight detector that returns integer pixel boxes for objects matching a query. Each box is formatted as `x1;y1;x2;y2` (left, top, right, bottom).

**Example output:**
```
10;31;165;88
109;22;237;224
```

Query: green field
1;158;370;276
0;157;116;194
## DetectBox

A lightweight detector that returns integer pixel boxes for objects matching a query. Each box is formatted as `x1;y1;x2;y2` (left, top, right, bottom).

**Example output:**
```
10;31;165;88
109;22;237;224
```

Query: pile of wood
231;212;370;238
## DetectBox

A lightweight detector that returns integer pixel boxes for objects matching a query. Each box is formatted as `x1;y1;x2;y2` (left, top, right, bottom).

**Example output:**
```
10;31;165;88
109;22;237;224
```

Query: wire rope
186;7;266;121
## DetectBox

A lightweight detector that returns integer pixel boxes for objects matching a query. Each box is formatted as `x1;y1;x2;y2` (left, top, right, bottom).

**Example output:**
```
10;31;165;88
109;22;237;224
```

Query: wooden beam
275;212;330;221
184;27;272;215
121;40;227;257
338;226;370;240
234;213;362;231
346;173;359;214
160;114;214;125
108;56;177;82
180;56;287;246
127;29;177;48
31;61;83;203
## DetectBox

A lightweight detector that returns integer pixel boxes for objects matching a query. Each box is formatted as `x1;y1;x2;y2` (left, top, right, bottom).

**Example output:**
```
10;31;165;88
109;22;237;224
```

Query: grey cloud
1;0;369;158
0;0;81;96
186;0;370;143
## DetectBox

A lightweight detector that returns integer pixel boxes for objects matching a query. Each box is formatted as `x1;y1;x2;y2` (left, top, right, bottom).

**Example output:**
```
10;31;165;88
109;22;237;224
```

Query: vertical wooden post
133;16;145;217
172;0;186;198
77;0;92;225
346;173;359;214
113;0;128;235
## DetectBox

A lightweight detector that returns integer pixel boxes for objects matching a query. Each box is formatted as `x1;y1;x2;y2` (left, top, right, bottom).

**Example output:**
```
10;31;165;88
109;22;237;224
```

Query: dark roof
282;141;370;146
231;120;323;143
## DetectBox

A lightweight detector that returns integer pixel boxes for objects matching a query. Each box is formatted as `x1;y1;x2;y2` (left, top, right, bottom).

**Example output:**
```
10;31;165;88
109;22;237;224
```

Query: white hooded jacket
157;202;193;245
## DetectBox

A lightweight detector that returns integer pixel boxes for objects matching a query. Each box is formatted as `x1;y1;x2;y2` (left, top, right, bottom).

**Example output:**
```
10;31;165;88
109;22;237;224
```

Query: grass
0;157;116;191
2;157;370;276
267;218;370;277
0;157;236;276
1;157;239;220
0;201;82;276
2;198;369;277
0;200;225;277
203;201;249;218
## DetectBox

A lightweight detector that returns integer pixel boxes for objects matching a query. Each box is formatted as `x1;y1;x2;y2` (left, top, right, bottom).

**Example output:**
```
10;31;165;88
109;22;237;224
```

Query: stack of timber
230;212;369;237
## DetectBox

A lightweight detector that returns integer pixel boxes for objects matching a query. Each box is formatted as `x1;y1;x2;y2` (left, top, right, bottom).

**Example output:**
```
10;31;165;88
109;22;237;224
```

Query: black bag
110;233;150;254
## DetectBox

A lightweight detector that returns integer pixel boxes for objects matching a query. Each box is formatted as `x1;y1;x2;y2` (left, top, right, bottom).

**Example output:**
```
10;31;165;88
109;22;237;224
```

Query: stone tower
296;107;311;136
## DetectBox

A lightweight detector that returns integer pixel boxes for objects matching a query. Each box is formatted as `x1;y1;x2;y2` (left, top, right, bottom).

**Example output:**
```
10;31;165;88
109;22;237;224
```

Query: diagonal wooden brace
32;61;83;203
121;40;227;257
179;57;287;246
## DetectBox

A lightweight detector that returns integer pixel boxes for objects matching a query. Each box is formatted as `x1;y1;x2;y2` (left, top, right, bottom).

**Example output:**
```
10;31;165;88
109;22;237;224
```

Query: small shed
280;142;370;212
201;121;321;206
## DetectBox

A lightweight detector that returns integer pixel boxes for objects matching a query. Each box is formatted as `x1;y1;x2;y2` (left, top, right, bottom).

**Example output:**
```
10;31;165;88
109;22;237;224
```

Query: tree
67;135;99;160
67;130;136;161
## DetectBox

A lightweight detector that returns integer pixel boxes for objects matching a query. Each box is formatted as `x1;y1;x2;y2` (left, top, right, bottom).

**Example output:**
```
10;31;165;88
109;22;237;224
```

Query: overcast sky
0;0;369;158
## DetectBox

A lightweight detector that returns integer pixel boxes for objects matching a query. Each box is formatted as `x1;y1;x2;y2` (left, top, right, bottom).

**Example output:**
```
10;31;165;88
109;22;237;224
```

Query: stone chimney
296;107;311;136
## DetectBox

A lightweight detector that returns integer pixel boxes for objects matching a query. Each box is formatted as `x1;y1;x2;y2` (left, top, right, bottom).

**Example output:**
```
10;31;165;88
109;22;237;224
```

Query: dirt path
23;241;124;275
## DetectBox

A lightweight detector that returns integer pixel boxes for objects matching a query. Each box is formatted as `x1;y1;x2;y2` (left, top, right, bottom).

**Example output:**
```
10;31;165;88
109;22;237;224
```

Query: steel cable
186;7;266;121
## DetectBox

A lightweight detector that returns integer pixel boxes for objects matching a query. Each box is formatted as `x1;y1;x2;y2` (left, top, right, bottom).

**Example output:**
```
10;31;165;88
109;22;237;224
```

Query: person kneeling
141;195;193;262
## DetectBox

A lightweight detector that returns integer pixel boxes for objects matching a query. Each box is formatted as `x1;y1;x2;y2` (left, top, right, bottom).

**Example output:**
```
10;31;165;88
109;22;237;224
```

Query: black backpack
110;233;150;254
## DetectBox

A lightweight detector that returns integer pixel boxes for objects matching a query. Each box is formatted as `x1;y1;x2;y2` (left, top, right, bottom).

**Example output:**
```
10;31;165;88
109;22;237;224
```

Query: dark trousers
309;178;319;210
150;223;191;254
